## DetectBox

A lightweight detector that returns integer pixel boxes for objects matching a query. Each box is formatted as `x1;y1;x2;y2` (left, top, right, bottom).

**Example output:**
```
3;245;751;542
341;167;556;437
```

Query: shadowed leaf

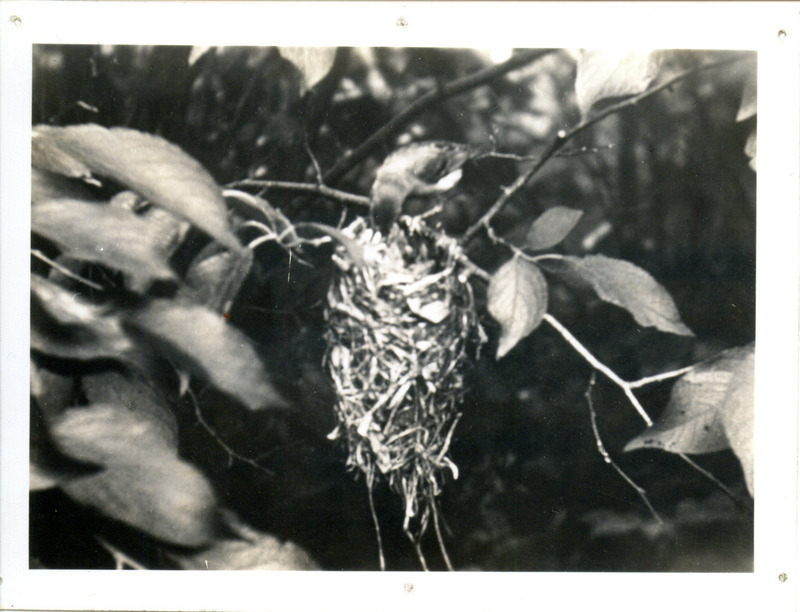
563;255;693;336
31;275;134;361
487;258;548;359
31;124;240;251
625;343;754;495
525;206;584;251
51;403;217;547
124;300;286;411
278;47;338;90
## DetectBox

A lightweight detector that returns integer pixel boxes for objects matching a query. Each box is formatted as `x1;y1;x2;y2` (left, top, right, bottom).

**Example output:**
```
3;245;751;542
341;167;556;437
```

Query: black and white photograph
1;2;798;611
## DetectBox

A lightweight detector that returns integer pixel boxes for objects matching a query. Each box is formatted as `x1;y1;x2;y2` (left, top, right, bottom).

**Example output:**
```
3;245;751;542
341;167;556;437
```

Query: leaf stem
31;249;104;291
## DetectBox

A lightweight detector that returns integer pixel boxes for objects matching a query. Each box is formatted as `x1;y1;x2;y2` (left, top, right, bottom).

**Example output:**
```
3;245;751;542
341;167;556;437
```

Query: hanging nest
324;217;481;568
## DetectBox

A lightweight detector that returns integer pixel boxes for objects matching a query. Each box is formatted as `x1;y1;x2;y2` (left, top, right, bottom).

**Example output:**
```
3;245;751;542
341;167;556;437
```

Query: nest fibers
325;217;481;569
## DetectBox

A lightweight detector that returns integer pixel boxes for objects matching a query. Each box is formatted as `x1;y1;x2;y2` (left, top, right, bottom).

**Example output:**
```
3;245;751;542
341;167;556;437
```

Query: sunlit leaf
525;206;584;251
562;255;693;336
575;50;662;118
173;513;319;570
32;198;177;289
278;47;337;90
124;300;286;411
487;257;548;359
31;124;240;251
736;69;757;122
51;403;217;547
31;275;135;361
625;343;754;495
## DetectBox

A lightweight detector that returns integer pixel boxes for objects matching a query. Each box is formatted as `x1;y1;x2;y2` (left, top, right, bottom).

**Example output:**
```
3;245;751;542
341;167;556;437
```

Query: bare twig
676;453;754;512
32;249;104;291
543;313;653;426
323;49;558;184
462;54;750;243
227;179;370;209
188;388;275;477
95;536;147;570
585;373;662;523
628;366;694;389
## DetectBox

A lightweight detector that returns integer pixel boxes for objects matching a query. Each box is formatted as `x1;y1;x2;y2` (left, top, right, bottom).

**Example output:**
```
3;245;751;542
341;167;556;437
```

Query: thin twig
32;249;104;291
585;374;662;523
462;54;750;242
628;366;694;389
188;388;275;477
677;453;754;512
95;536;147;570
227;179;370;209
543;313;653;426
323;49;558;184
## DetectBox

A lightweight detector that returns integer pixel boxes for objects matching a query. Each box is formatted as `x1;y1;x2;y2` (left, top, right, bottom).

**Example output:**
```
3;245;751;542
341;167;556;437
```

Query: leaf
173;513;320;570
32;198;177;289
625;343;754;495
188;46;214;66
124;300;286;411
51;403;217;546
487;257;548;359
525;206;584;251
31;124;240;251
82;368;179;448
278;47;337;90
736;69;757;122
744;127;756;172
179;248;254;313
32;167;97;204
575;50;662;118
562;255;693;336
31;275;135;361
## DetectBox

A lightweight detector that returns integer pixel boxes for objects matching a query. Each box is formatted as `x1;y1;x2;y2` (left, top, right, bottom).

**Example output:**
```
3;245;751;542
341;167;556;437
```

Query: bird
369;141;478;234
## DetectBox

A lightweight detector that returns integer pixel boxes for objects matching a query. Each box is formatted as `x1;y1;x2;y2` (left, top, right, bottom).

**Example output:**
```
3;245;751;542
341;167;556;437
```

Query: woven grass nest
325;216;481;569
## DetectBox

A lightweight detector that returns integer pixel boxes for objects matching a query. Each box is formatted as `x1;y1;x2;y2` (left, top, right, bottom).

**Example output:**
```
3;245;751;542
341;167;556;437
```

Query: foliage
30;45;755;571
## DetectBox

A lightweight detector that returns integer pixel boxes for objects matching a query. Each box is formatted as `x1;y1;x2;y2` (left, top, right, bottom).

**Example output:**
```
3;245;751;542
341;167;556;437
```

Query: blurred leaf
124;300;286;411
487;257;548;359
188;46;214;66
31;124;241;251
32;168;97;204
575;50;662;118
173;513;320;570
278;47;337;90
525;206;584;251
82;368;179;448
625;343;754;495
744;127;756;172
31;275;135;361
51;403;217;547
736;69;757;122
179;248;253;313
30;358;78;418
562;255;693;336
32;198;177;289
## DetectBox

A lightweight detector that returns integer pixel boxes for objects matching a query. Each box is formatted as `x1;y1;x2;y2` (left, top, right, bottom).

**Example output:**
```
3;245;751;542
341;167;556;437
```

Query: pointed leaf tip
488;258;548;359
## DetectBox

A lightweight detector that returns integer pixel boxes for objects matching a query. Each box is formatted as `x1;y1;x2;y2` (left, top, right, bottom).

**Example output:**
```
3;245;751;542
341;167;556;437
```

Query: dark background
31;46;755;571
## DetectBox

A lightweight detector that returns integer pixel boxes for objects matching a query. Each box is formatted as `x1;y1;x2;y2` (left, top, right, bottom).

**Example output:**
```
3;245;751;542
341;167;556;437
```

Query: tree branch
322;49;559;185
461;53;751;243
227;179;370;209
